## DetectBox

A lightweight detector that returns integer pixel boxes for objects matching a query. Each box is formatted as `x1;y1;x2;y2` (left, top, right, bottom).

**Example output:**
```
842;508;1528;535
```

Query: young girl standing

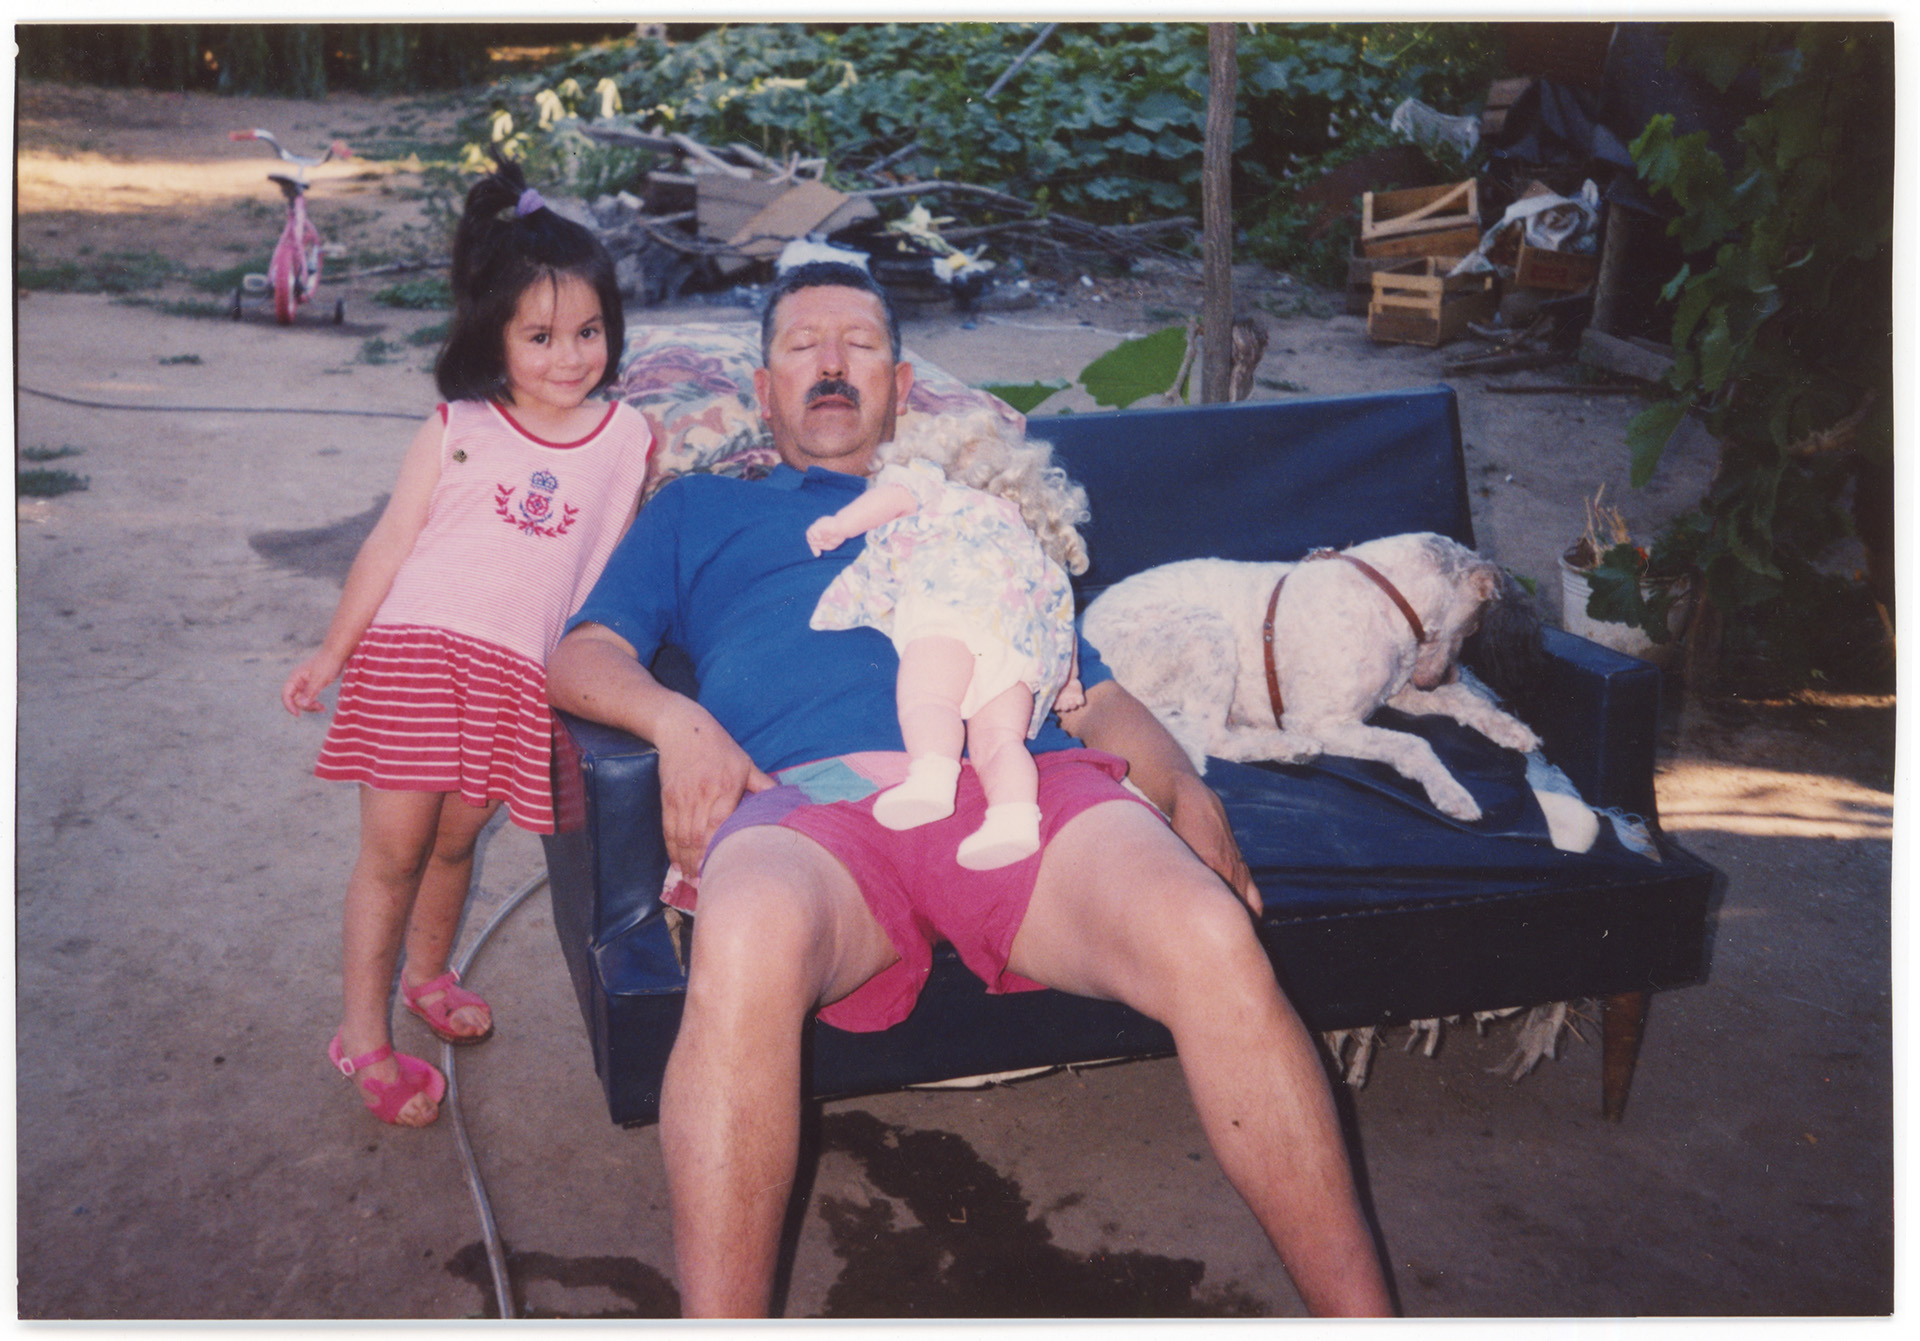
283;158;649;1127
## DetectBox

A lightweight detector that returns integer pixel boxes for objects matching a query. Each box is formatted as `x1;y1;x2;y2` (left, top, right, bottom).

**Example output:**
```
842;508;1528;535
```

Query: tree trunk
1201;24;1237;405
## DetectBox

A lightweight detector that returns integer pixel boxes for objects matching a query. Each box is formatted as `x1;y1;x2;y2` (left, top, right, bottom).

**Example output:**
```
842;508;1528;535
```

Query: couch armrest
1529;627;1662;820
550;710;671;947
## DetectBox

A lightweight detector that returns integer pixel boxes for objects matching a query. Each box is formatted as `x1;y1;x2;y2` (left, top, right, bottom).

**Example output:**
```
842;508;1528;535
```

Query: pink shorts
686;747;1161;1032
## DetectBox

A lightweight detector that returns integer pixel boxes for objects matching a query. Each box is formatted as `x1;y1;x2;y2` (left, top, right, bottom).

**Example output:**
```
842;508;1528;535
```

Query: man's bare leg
1010;800;1393;1316
658;825;898;1317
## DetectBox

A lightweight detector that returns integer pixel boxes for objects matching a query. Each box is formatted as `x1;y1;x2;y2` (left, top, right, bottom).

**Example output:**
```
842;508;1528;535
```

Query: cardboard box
1359;180;1482;260
1515;241;1598;292
1367;259;1499;347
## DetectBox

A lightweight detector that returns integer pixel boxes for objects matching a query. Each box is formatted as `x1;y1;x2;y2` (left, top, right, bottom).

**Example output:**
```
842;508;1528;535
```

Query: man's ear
893;357;915;407
752;366;772;422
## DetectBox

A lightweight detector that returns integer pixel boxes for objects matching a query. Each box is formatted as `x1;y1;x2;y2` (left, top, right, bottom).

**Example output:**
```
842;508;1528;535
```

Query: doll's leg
872;635;972;830
956;684;1043;870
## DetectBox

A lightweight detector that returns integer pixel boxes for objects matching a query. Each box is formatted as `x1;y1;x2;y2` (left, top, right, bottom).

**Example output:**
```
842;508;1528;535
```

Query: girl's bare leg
338;787;446;1126
873;635;973;829
398;795;501;1038
957;684;1042;868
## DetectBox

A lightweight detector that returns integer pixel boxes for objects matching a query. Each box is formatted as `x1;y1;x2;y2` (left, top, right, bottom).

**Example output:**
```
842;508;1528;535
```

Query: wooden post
1202;23;1237;405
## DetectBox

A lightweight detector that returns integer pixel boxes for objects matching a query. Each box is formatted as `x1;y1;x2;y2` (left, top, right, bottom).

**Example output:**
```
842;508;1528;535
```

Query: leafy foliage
1613;22;1892;680
1078;326;1191;408
478;23;1497;251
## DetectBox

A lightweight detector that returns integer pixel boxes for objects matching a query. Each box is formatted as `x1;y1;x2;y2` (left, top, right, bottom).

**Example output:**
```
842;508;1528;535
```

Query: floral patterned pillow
607;321;1024;499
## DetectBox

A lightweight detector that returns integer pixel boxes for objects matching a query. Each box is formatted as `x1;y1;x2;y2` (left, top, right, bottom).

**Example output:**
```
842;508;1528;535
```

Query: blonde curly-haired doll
807;408;1091;869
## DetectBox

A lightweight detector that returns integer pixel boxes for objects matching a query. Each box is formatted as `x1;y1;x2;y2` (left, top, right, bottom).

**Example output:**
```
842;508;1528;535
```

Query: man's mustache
805;378;861;407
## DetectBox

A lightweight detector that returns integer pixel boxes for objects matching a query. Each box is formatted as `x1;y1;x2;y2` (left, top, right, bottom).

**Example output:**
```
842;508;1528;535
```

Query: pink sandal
401;968;494;1046
329;1034;445;1126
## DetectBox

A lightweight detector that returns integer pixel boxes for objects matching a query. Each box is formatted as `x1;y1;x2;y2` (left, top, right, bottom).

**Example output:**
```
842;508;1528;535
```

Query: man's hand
651;697;777;874
1164;770;1260;915
549;622;778;875
1061;678;1263;915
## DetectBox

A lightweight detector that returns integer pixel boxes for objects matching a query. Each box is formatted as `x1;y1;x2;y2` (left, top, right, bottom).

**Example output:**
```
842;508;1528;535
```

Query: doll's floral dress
811;458;1077;737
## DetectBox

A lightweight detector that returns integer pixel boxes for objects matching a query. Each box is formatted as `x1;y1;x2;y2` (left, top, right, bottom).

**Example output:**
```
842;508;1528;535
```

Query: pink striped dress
314;399;651;832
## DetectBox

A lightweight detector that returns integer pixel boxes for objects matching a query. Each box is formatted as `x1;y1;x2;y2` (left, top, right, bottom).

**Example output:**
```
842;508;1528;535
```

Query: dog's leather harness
1262;548;1429;721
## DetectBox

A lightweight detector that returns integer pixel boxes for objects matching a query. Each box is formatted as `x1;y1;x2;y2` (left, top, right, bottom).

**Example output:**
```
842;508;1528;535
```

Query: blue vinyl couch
542;382;1720;1128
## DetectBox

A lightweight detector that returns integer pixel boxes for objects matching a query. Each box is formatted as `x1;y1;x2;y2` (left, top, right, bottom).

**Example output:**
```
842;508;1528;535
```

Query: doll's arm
805;481;918;555
281;412;443;714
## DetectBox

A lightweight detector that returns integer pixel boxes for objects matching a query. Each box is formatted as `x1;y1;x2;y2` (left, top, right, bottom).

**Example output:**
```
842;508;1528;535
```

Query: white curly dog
1081;532;1546;823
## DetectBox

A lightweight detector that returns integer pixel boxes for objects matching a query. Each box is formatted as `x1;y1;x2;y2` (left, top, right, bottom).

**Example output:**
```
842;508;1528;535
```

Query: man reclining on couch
546;261;1394;1317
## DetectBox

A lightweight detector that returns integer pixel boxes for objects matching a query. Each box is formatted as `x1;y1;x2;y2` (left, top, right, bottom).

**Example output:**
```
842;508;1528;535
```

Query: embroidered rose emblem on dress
496;468;579;537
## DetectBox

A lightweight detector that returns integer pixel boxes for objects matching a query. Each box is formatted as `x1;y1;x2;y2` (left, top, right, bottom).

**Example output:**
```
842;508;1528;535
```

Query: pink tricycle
229;129;352;324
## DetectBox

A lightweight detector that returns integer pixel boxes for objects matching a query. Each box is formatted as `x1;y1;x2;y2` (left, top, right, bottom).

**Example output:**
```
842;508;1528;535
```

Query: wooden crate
1367;259;1499;347
1346;246;1418;315
1359;180;1482;260
1515;241;1599;292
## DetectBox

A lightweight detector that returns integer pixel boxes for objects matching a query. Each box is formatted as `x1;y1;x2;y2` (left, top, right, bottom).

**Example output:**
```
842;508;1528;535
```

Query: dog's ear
1470;563;1502;604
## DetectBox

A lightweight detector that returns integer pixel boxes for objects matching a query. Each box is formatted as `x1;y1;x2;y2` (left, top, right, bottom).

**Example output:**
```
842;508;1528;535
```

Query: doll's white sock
873;756;962;830
957;802;1042;870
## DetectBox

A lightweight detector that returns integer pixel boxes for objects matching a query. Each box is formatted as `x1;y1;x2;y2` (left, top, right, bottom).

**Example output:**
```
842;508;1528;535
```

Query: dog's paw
1272;737;1324;765
1430;777;1483;822
1485;717;1542;754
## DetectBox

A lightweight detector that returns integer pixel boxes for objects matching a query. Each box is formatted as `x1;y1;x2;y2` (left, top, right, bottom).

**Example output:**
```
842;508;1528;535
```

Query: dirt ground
10;83;1899;1322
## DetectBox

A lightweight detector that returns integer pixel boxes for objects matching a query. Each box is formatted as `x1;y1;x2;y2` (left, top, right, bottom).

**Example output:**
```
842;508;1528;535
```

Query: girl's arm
804;482;917;555
280;412;445;714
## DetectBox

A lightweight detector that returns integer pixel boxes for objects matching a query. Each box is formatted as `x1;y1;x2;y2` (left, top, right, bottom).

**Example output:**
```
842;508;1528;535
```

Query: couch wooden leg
1601;991;1649;1121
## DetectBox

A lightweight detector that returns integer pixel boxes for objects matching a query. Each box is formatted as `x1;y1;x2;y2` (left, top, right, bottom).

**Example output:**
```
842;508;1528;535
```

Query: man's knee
685;827;891;1020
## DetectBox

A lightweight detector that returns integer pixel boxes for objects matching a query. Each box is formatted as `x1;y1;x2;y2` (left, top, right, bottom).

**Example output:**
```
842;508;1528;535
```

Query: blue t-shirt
566;464;1111;773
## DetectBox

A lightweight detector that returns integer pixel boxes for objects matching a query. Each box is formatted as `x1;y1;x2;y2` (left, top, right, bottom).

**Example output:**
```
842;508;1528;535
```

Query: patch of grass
232;197;281;223
350;136;467;164
158;353;204;365
1255;376;1309;394
16;248;179;294
114;296;234;320
407;320;450;348
359;337;404;365
375;275;453;310
193;257;272;293
20;445;83;463
18;468;90;498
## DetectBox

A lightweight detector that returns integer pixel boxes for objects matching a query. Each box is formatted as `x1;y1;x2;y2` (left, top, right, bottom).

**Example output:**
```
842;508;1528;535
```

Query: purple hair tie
515;188;545;217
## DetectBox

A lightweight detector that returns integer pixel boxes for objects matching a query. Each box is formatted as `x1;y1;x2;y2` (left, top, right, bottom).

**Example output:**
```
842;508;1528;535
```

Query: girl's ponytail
434;151;626;405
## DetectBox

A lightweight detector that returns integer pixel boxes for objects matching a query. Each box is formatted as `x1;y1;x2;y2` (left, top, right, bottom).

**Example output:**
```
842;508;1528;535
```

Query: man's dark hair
759;261;901;365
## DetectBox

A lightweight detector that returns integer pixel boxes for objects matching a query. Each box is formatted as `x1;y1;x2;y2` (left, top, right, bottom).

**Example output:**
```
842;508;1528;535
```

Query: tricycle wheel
332;299;345;325
272;271;297;325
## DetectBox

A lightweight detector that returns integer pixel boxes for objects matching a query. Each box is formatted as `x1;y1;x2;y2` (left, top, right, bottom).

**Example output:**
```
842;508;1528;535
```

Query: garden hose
443;869;550;1322
19;384;421;419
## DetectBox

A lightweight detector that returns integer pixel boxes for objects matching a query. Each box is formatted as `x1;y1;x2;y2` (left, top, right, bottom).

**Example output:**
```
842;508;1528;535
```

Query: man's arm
549;622;775;874
1057;678;1261;914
